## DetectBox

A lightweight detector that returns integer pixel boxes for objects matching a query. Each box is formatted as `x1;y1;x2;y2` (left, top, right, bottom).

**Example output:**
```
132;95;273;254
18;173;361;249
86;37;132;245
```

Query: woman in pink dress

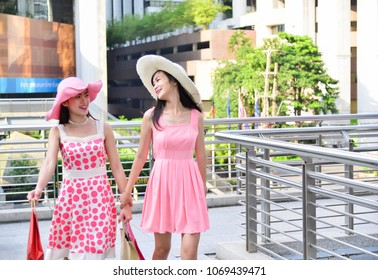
119;55;209;260
27;77;128;259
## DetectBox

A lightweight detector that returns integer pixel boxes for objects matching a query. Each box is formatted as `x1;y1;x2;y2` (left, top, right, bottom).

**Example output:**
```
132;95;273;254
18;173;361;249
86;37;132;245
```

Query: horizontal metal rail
215;117;378;260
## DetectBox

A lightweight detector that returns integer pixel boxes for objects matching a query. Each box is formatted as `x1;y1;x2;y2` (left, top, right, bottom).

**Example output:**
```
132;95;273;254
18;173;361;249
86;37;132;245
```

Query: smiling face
152;71;177;101
62;90;90;117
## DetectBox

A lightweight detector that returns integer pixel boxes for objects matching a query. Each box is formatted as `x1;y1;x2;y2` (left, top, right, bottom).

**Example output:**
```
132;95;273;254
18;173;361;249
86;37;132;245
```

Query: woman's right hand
27;187;43;203
119;204;133;224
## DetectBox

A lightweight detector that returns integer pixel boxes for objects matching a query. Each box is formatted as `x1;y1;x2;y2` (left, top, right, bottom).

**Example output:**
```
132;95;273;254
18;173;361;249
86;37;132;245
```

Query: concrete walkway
0;202;271;260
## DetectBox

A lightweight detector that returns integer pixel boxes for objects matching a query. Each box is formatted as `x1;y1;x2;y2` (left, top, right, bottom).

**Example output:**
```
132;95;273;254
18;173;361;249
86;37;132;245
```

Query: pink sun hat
46;77;103;121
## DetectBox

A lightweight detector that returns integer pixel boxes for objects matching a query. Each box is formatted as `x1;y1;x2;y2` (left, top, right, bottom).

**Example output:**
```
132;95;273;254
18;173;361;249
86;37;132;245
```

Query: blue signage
0;77;62;94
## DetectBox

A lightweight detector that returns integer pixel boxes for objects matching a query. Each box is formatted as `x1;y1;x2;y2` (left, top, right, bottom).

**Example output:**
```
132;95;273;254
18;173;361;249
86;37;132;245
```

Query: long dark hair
151;71;202;129
59;105;95;124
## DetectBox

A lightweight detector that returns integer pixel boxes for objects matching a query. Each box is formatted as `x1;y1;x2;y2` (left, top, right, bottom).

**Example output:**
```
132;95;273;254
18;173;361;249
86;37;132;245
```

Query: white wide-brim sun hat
136;55;202;109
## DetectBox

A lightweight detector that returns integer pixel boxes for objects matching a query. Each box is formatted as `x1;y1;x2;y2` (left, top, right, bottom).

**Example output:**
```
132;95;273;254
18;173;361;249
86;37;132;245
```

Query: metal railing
215;116;378;260
0;117;245;209
1;113;378;260
0;98;118;122
0;98;54;117
1;113;378;207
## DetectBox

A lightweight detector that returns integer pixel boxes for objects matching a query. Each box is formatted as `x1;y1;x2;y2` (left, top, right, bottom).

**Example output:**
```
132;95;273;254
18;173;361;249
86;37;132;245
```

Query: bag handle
31;199;36;209
122;222;131;240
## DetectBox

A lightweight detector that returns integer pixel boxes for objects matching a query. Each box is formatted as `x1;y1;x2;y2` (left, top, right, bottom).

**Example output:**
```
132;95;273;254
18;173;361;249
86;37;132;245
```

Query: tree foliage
212;31;339;122
8;155;39;184
272;33;339;116
212;31;265;118
185;0;229;29
106;0;229;48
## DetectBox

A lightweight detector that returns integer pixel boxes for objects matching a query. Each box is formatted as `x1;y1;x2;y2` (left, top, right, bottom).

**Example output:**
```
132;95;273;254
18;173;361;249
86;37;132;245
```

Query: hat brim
136;55;202;108
46;80;102;121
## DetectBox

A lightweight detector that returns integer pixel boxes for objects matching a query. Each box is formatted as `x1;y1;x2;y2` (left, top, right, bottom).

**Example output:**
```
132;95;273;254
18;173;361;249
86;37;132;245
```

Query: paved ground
2;195;376;261
0;204;249;260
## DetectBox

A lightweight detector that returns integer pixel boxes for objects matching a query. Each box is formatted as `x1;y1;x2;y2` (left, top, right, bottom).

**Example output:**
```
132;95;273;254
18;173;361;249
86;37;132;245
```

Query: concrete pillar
134;0;145;17
105;0;112;21
123;0;132;16
317;0;351;114
111;0;122;21
74;0;108;119
232;0;247;19
254;0;274;45
285;0;316;41
357;0;378;113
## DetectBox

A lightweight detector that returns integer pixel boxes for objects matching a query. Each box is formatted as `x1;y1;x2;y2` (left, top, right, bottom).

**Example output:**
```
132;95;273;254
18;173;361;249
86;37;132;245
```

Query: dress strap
96;120;104;137
190;109;198;128
57;124;67;140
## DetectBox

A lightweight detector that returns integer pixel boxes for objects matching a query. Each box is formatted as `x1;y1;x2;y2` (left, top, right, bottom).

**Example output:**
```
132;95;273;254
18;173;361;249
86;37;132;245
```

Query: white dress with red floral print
45;120;117;260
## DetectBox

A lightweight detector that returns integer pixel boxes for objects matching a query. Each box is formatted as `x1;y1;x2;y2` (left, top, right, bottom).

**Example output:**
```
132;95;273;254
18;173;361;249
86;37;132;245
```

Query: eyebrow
74;90;88;98
152;73;162;85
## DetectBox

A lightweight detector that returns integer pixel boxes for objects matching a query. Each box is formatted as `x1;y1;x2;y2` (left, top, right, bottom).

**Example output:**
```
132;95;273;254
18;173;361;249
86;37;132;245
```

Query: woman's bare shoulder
144;108;154;117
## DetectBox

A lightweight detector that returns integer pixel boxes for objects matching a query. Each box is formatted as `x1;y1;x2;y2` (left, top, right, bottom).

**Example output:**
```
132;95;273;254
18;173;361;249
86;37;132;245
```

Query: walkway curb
0;193;243;223
216;240;275;260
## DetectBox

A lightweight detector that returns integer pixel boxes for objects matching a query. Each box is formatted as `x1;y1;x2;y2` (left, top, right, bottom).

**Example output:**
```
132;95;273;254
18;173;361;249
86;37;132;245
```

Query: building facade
0;0;75;100
106;0;185;21
107;29;256;119
0;0;108;121
211;0;371;114
1;0;377;121
107;0;376;116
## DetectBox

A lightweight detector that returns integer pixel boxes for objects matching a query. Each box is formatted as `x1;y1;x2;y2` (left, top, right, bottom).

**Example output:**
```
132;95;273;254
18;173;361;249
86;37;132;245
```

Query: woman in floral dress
27;77;128;260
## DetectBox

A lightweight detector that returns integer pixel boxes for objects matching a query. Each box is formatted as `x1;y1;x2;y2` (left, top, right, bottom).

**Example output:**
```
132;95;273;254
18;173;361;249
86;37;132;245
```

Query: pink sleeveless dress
45;121;117;260
141;109;210;234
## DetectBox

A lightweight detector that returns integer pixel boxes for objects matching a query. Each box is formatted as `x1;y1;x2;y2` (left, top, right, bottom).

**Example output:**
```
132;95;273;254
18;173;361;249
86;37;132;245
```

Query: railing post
302;160;317;259
246;147;257;253
42;128;50;205
237;143;243;193
261;148;271;242
345;137;355;233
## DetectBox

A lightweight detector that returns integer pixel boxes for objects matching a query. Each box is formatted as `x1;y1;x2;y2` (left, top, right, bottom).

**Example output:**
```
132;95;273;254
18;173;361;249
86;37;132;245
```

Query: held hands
119;189;133;224
119;191;133;209
119;204;132;224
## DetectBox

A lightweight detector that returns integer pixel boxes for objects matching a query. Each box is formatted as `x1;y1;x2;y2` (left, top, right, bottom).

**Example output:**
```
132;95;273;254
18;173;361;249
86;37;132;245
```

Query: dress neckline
58;120;103;140
161;109;193;127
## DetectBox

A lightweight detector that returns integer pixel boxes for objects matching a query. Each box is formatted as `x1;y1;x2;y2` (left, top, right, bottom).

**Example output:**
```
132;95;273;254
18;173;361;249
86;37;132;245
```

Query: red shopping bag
27;201;44;260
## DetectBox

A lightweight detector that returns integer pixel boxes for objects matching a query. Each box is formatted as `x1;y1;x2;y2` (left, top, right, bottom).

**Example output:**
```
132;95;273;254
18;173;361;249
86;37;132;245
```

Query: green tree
8;155;39;184
106;0;229;48
107;15;141;48
212;30;265;118
212;31;339;121
271;33;339;116
184;0;230;29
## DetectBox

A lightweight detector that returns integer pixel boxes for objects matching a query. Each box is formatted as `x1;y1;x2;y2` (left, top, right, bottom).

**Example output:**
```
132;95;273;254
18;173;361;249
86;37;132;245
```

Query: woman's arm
120;109;153;208
27;126;60;201
195;112;208;194
104;122;128;194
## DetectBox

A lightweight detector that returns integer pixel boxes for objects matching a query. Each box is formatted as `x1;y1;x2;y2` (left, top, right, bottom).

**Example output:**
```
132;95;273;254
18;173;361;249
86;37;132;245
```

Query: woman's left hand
120;191;133;209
